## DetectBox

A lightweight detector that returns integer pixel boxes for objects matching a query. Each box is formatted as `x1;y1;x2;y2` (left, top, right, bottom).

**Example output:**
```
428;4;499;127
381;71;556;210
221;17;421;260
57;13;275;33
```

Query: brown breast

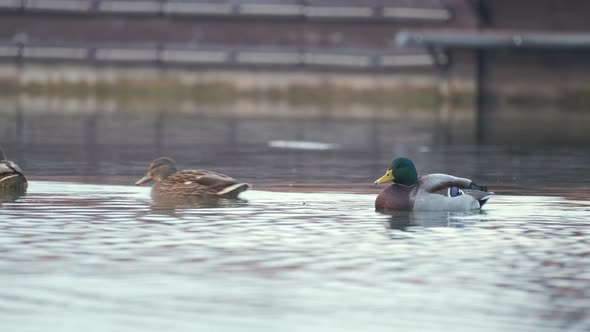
375;184;414;211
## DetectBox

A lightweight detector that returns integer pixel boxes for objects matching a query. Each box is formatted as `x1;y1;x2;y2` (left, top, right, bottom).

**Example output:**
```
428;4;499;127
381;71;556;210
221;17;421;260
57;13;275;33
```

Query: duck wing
0;160;25;177
164;170;238;189
419;174;493;207
162;170;250;198
418;174;473;193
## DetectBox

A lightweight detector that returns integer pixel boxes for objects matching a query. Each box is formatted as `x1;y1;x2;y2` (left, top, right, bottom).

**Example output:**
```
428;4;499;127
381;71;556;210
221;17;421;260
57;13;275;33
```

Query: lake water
0;106;589;331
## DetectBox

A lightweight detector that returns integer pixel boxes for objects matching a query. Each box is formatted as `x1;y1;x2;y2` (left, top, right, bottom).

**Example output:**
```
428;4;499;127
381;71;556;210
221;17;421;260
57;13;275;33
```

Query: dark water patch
1;110;590;195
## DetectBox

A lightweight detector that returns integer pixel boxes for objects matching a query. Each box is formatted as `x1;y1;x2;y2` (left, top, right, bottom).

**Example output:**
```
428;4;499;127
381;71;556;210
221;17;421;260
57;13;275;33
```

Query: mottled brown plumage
136;157;250;199
0;148;27;196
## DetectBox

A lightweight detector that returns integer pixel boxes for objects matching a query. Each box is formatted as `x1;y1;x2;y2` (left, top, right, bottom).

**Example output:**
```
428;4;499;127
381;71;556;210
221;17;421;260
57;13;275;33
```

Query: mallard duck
135;157;251;199
374;157;492;211
0;148;27;194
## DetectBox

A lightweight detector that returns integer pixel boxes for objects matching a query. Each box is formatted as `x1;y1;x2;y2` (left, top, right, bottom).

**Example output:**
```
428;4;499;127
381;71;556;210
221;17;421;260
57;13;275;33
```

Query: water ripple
0;181;588;332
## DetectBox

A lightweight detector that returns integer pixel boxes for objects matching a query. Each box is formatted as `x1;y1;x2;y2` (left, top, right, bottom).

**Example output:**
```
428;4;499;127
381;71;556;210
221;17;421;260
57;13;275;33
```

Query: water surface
1;106;589;331
0;181;589;332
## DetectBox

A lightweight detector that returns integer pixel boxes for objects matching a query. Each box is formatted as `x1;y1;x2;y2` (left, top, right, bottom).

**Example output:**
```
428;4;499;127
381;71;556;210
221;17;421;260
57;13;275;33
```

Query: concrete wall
0;0;472;48
473;0;590;98
0;15;416;48
481;0;590;31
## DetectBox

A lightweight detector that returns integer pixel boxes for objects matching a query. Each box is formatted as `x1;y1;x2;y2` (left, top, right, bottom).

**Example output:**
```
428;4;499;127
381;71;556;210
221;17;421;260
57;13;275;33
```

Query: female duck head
374;157;418;186
135;157;178;185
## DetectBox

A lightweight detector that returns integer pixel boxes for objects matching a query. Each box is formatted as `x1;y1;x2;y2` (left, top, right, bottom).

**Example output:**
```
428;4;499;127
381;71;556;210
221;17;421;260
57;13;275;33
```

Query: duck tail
477;193;494;207
216;183;251;198
463;189;494;208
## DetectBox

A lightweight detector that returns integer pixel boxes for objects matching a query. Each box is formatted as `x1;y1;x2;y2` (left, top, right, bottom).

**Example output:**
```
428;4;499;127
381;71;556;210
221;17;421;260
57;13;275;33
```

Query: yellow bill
374;169;395;185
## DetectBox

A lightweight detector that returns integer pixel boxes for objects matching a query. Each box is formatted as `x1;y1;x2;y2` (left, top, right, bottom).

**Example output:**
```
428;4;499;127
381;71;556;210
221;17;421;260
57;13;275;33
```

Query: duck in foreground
0;148;28;195
374;157;493;211
136;157;251;199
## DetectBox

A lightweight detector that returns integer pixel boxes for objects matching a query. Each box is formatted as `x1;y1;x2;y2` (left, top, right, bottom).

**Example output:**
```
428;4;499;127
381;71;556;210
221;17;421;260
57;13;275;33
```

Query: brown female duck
0;148;27;194
135;157;250;199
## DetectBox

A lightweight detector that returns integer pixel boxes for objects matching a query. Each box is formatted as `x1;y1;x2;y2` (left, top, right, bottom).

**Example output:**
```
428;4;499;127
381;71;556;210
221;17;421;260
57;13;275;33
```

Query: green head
374;157;418;186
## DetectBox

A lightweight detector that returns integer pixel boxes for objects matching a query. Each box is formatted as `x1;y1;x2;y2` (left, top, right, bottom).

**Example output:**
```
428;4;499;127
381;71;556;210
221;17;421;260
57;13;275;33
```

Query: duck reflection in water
0;147;27;202
149;195;249;216
383;210;488;231
135;157;251;213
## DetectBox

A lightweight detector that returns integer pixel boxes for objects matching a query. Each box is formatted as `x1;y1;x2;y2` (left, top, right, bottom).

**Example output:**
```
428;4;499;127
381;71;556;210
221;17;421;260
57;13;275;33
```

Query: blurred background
1;0;590;189
1;2;590;332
